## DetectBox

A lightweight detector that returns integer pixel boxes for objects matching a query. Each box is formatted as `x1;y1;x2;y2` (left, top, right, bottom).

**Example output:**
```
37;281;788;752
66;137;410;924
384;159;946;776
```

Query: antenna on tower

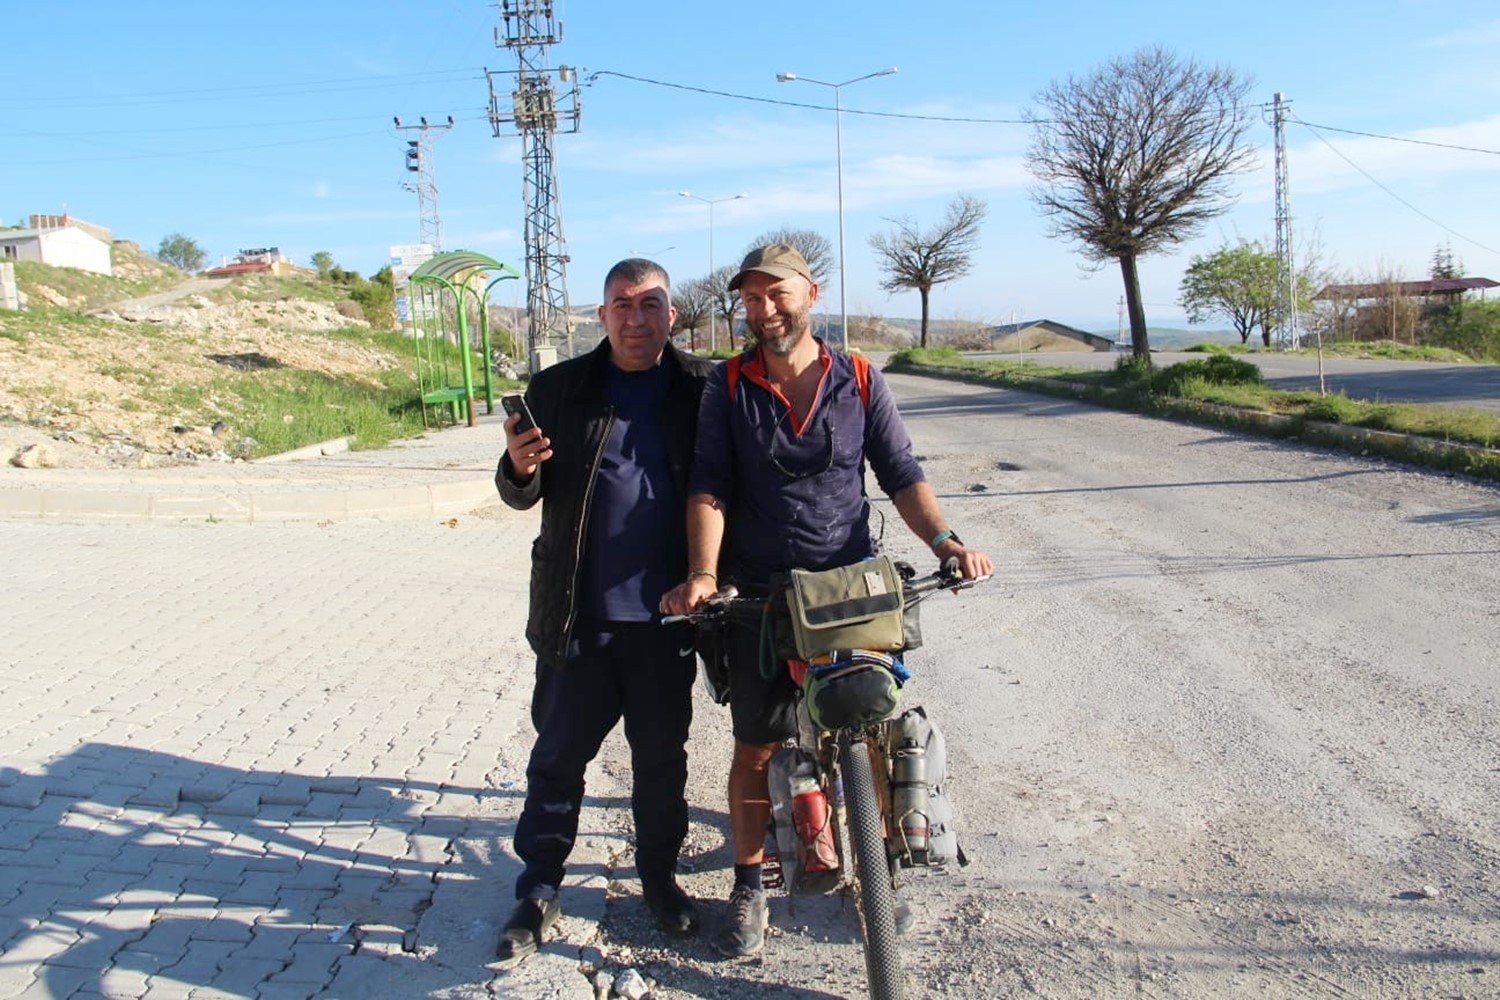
486;0;582;371
393;115;455;252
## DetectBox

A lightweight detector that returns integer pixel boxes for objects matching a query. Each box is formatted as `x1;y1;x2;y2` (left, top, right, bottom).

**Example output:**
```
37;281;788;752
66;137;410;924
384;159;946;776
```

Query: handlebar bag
802;649;906;730
784;555;906;660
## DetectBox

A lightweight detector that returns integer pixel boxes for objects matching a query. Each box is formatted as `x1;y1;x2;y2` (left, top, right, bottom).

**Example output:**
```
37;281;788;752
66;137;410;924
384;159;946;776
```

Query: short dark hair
603;258;671;298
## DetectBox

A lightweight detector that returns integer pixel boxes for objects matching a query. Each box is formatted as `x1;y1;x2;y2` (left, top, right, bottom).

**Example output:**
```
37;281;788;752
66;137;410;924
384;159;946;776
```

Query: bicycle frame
664;561;988;1000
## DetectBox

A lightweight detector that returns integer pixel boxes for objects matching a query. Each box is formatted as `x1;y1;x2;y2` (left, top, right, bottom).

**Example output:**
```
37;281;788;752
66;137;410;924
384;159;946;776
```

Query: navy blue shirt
580;361;683;621
689;341;925;589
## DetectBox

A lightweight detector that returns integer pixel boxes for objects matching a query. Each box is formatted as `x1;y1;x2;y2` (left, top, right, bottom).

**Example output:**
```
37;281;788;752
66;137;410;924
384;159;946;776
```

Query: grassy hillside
1;250;521;463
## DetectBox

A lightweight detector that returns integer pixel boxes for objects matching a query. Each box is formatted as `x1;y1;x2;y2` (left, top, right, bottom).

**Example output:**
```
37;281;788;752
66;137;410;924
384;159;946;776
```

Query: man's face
739;272;818;356
599;276;676;372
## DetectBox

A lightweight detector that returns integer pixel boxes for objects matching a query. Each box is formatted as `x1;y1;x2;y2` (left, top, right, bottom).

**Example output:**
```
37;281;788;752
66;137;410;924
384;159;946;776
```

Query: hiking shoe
714;885;769;957
495;893;561;963
643;876;700;936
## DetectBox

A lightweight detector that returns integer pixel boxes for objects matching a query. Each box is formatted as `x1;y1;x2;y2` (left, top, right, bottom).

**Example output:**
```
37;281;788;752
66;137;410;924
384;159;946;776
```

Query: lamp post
776;67;896;352
679;191;746;351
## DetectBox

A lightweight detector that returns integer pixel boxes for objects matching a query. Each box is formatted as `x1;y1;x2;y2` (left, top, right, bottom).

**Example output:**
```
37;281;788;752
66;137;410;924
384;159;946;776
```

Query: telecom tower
486;1;581;369
394;116;454;251
1270;93;1298;350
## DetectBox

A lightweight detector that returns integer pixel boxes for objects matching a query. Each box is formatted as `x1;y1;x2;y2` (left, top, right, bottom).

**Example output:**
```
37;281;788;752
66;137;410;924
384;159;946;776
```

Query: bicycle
665;559;989;1000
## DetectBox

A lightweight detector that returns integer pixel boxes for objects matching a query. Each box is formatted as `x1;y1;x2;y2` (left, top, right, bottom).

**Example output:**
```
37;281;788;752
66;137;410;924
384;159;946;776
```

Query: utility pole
393;116;454;251
486;0;581;371
1270;92;1299;351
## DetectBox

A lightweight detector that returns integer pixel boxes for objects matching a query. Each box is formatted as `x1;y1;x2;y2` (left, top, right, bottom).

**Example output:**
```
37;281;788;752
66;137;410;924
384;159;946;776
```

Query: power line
1289;118;1500;157
1295;120;1500;256
585;69;1030;124
0;69;482;110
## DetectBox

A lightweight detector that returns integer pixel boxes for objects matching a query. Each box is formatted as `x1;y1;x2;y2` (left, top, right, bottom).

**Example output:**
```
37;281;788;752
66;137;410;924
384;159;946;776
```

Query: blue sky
6;1;1500;332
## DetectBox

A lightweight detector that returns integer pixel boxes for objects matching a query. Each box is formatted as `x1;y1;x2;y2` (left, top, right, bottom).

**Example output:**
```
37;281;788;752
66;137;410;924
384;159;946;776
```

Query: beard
752;305;811;356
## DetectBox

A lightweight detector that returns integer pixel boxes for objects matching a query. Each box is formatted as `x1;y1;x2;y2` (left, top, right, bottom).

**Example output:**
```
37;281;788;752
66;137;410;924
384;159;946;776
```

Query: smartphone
501;394;537;433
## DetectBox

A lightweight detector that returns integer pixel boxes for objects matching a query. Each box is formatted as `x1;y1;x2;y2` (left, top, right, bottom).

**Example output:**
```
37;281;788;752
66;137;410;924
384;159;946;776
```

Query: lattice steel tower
1270;93;1299;350
487;1;581;367
394;116;453;251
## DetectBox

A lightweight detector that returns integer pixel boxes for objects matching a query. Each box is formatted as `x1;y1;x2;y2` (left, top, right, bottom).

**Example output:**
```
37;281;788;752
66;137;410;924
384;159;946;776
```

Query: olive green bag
783;555;907;659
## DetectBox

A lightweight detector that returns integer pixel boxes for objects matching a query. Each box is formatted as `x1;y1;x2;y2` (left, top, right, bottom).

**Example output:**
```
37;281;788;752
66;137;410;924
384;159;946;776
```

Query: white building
0;215;113;277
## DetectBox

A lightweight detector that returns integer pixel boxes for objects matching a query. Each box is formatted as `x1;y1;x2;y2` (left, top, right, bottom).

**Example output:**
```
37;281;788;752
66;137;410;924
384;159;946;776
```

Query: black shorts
725;614;800;745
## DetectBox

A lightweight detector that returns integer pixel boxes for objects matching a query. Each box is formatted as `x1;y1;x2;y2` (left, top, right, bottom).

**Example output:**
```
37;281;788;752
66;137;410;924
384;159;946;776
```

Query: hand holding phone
502;394;537;434
502;393;551;477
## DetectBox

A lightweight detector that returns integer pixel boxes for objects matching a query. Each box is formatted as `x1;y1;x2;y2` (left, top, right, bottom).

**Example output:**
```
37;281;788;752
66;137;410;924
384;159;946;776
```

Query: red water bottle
791;771;839;876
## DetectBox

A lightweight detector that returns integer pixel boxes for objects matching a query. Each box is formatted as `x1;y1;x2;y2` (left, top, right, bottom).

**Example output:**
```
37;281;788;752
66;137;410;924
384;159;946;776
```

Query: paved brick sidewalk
0;415;512;523
0;501;645;998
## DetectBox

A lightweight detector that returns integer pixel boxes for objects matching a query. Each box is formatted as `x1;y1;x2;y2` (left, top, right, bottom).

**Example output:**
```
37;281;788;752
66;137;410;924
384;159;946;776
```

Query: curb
0;475;499;523
251;436;352;463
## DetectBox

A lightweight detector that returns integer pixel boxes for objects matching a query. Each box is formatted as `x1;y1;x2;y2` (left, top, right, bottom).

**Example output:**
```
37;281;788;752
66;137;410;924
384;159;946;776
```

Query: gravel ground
562;372;1500;1000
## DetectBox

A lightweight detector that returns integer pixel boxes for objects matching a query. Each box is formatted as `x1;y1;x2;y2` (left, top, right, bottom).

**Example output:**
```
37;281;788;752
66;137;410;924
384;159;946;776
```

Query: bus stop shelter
408;251;521;427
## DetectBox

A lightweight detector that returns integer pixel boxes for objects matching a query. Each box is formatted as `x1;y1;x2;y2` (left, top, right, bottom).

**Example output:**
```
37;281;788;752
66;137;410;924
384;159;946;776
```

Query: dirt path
90;275;233;316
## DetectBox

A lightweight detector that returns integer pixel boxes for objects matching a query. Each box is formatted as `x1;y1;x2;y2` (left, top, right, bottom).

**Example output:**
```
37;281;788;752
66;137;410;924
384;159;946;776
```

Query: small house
0;214;113;277
988;319;1115;353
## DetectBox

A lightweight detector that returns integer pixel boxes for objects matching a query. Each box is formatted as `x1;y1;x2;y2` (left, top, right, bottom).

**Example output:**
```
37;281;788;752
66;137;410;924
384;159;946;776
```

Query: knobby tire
841;732;903;1000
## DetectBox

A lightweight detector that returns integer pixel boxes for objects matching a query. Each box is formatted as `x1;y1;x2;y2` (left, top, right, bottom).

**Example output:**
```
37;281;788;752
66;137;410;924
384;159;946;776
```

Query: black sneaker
714;885;768;957
643;876;700;936
495;893;561;963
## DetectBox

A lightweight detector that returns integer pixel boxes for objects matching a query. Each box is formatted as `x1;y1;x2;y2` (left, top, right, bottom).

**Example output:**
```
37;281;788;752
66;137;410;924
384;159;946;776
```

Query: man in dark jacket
493;258;715;963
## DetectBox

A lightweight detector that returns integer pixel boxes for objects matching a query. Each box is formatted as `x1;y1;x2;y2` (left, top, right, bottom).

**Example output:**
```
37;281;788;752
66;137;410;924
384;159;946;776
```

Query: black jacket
496;340;715;669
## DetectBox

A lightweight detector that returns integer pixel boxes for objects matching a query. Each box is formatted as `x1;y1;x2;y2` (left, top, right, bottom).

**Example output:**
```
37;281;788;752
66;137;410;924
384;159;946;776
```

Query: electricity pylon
394;116;454;251
486;1;581;369
1269;93;1298;350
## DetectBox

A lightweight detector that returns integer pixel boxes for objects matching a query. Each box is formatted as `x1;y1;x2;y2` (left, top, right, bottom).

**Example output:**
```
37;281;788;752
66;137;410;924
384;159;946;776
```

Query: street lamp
679;191;746;351
776;67;897;352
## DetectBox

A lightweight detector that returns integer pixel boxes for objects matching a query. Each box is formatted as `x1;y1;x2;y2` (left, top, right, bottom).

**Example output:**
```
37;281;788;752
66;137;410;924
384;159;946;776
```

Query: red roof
1314;277;1497;300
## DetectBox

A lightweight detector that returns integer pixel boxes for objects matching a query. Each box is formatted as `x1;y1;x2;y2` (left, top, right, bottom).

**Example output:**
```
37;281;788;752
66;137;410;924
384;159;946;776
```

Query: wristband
688;569;717;583
929;529;961;551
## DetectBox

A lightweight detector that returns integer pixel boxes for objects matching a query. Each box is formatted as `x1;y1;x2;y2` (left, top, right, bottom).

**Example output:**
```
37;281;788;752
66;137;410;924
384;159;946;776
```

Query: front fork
829;725;899;895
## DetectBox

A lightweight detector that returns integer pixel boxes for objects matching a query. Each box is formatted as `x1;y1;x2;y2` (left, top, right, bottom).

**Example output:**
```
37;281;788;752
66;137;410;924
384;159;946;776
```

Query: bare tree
671;277;715;353
1025;46;1256;360
744;227;835;286
704;264;742;353
867;194;987;348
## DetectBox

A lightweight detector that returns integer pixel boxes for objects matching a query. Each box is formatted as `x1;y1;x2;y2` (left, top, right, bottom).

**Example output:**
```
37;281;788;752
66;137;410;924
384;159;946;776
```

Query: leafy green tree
1179;240;1277;346
348;266;395;329
156;233;207;272
1430;243;1462;280
1025;47;1256;360
867;194;987;348
311;251;335;279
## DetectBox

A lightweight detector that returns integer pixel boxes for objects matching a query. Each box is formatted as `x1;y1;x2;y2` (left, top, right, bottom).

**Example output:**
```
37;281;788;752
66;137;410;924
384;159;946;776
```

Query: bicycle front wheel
841;731;903;1000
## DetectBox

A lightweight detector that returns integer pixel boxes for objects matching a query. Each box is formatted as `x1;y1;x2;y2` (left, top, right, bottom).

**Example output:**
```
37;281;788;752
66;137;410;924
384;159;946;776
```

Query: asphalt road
965;350;1500;412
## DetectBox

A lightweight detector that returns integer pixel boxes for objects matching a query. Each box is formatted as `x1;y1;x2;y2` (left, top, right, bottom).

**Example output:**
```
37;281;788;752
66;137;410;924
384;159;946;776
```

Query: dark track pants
513;617;697;899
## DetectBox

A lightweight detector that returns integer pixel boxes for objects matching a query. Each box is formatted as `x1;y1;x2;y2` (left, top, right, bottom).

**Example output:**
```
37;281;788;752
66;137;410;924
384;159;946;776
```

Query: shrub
1426;301;1500;362
1152;354;1263;397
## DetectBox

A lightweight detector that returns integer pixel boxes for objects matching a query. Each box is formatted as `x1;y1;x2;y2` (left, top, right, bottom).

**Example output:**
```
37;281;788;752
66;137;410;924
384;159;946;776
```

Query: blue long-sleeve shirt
689;341;926;589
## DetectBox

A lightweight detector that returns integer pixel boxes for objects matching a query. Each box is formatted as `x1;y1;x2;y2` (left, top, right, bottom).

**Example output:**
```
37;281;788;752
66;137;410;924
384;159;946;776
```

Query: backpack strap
849;352;870;409
728;349;868;409
726;353;743;401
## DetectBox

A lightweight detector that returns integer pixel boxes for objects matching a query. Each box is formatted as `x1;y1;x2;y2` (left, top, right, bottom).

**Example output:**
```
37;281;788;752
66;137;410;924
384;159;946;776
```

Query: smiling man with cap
661;244;993;956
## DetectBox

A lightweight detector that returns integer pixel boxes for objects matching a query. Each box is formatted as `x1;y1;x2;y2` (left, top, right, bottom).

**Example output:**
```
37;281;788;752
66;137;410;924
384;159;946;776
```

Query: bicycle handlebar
661;558;989;625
